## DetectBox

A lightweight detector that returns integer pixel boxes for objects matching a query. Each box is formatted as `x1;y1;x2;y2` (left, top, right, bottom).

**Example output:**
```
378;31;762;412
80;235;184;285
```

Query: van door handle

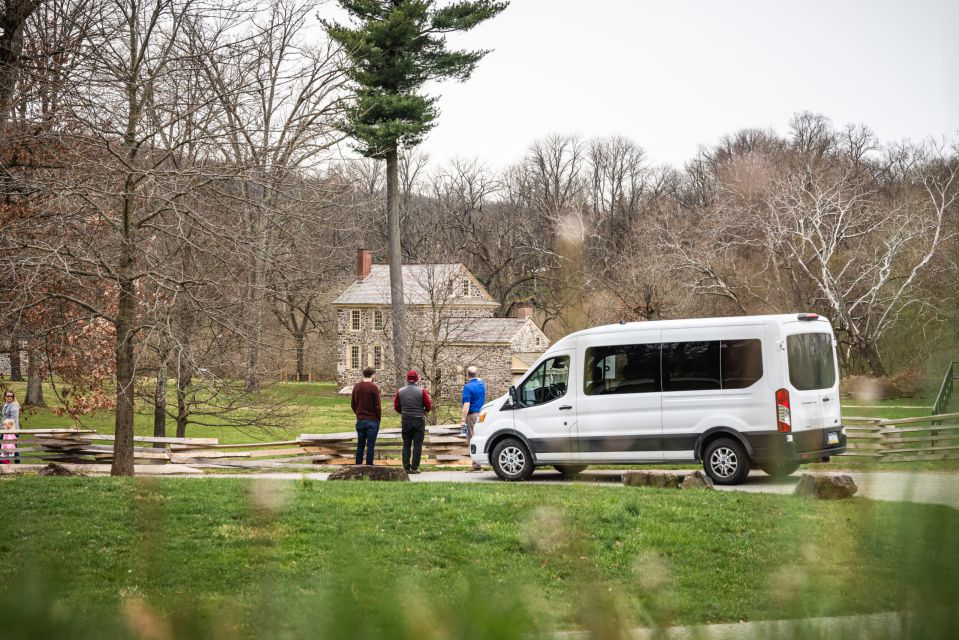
822;397;830;402
559;405;573;411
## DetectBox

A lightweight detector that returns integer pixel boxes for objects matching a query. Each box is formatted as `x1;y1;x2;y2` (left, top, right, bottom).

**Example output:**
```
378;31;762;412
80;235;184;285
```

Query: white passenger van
470;313;845;485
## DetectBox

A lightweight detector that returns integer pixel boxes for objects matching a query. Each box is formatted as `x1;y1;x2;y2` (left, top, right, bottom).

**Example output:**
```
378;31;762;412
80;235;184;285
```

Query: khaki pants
465;412;481;469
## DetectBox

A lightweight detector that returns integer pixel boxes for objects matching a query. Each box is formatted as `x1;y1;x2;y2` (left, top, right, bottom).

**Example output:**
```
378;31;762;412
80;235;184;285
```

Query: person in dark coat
393;370;432;474
351;367;381;465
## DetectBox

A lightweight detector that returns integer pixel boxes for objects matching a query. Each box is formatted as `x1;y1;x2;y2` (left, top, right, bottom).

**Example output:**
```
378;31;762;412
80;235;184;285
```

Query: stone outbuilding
333;250;549;400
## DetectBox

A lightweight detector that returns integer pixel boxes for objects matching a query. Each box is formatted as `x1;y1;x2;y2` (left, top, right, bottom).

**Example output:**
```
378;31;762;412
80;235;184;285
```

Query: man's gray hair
466;366;478;377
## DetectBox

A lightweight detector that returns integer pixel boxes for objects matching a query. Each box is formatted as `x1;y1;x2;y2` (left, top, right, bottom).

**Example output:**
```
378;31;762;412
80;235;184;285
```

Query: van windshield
786;333;836;390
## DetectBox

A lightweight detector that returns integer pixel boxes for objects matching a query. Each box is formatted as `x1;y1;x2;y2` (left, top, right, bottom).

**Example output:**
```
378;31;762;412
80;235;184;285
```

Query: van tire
491;438;534;482
553;464;588;477
703;438;751;485
760;460;800;479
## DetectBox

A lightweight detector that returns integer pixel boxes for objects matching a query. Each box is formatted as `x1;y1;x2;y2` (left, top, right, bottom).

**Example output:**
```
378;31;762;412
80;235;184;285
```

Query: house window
350;309;361;331
373;310;384;331
350;346;361;369
535;336;542;348
461;279;470;296
373;346;383;369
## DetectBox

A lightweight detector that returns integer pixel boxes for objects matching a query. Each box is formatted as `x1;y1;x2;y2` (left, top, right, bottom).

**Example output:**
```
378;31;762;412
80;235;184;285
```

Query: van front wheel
703;438;751;485
491;438;534;482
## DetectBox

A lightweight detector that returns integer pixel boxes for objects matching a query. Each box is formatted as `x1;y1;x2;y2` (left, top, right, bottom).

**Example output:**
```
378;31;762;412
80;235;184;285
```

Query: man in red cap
393;370;432;474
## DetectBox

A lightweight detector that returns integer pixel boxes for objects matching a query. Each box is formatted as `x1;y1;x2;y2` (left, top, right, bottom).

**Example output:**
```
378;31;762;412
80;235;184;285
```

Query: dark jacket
393;383;432;418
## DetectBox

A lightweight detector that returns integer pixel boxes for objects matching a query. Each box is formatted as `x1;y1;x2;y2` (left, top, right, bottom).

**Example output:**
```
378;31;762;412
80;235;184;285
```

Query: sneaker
409;469;421;475
467;466;483;473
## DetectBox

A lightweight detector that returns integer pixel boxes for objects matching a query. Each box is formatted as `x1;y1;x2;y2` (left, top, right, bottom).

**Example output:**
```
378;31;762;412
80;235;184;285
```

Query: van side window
584;344;660;395
518;356;570;406
663;341;720;391
721;339;763;389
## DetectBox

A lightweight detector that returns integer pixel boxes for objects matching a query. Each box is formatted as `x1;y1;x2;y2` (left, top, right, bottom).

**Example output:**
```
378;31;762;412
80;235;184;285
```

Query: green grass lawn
1;478;958;639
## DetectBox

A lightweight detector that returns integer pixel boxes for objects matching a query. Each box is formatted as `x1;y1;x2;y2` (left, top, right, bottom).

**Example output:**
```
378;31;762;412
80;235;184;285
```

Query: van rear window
787;333;836;390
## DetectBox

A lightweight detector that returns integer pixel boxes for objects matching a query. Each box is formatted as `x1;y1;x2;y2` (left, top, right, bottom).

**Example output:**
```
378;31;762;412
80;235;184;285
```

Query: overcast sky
322;0;959;170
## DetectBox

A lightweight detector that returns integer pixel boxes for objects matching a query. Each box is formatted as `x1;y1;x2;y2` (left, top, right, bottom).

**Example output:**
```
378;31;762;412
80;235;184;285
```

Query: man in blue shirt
461;366;486;472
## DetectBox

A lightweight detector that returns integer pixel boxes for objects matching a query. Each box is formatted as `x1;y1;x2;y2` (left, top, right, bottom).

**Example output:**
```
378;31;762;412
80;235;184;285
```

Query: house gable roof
442;317;548;346
332;264;499;307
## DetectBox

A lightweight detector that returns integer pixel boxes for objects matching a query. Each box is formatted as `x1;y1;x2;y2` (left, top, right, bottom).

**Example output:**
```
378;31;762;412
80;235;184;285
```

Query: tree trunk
8;335;22;381
24;349;44;406
174;307;194;440
153;335;169;446
0;0;38;149
112;269;136;476
295;331;306;381
244;180;267;393
385;148;407;387
858;339;886;377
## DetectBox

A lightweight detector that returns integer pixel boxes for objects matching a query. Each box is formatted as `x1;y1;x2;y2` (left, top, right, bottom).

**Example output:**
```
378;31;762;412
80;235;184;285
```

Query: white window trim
373;309;385;331
350;309;362;332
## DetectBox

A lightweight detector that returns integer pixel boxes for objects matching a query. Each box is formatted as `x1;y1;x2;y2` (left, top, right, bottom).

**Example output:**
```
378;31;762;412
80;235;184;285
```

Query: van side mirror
508;385;517;405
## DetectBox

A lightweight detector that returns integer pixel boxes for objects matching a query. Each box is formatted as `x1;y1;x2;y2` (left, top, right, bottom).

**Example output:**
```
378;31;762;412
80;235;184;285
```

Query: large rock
793;473;857;499
38;463;84;477
622;471;681;489
680;470;714;490
328;465;410;482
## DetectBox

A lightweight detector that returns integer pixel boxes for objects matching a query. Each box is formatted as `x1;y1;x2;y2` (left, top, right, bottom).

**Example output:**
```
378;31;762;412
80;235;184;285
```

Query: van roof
551;313;828;349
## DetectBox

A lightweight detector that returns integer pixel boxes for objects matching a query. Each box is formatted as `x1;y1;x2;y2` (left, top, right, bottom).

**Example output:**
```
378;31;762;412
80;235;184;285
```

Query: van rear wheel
553;464;588;477
491;438;534;482
703;438;751;485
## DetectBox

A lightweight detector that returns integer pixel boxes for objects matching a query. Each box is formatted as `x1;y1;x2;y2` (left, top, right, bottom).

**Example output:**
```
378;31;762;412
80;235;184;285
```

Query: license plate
827;432;840;446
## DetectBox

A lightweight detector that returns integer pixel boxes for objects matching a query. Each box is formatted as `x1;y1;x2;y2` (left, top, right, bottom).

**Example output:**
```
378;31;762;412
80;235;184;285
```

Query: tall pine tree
325;0;507;386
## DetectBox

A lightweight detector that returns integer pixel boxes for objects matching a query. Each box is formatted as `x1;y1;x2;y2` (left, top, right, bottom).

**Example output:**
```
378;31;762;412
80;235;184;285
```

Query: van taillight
776;388;791;433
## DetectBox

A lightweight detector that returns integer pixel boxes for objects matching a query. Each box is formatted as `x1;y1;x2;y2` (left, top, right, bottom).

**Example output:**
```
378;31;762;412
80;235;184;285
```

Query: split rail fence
0;426;471;470
843;411;959;462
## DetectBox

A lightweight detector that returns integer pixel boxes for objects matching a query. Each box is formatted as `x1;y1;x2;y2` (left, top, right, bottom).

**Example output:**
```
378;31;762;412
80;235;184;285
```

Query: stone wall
335;304;496;388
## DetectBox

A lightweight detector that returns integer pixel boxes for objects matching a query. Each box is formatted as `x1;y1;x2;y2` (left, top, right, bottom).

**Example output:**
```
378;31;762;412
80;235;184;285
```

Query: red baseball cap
406;370;419;382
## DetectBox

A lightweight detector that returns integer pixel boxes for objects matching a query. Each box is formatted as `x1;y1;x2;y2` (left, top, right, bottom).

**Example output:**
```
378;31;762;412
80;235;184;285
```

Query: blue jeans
355;419;380;465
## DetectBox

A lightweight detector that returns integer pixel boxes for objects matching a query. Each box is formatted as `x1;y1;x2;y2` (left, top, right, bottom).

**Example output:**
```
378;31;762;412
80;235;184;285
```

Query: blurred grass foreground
1;478;958;639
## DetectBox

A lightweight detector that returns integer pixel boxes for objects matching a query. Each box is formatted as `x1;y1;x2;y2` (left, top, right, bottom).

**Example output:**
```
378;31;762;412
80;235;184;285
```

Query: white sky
320;0;959;170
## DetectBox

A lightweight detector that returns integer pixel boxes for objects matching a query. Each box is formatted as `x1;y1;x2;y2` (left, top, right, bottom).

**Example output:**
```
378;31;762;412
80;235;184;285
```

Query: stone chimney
512;302;534;320
356;249;372;280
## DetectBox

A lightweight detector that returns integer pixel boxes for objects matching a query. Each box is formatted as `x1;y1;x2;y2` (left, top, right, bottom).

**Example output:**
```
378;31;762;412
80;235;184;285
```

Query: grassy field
1;477;958;638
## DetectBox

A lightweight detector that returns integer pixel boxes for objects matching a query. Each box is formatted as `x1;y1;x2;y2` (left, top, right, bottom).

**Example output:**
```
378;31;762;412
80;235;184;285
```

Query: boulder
38;463;84;477
680;470;714;490
328;465;409;482
793;473;857;499
622;471;681;489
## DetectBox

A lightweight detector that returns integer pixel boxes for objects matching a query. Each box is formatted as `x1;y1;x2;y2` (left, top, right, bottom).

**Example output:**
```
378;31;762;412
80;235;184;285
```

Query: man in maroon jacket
393;370;432;474
351;366;381;465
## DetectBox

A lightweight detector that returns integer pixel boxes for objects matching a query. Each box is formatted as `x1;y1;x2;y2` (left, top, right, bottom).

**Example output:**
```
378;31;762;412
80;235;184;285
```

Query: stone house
333;250;549;400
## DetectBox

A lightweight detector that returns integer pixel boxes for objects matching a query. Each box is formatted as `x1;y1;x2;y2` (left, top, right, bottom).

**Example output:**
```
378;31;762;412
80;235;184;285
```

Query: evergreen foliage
325;0;508;158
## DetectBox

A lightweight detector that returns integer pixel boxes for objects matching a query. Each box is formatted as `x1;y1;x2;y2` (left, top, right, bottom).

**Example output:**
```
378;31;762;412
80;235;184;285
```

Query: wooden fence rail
0;426;471;469
843;412;959;462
